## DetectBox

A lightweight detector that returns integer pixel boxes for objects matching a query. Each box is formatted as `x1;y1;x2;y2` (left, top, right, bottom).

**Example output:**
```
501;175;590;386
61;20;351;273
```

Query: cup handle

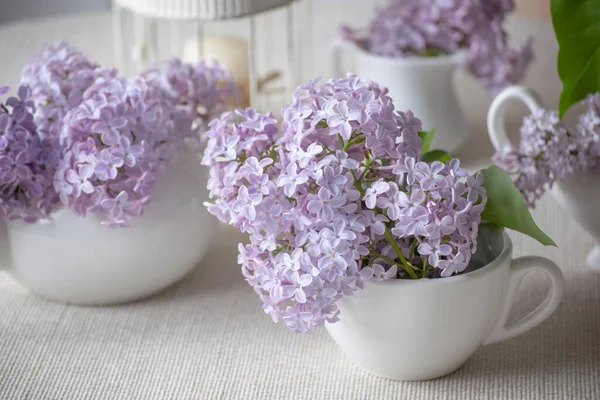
487;85;545;152
483;256;565;345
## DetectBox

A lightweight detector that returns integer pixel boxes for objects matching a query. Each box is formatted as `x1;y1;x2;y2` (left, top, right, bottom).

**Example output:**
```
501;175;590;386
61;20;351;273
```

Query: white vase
0;150;215;305
331;39;468;153
325;226;564;381
487;85;600;272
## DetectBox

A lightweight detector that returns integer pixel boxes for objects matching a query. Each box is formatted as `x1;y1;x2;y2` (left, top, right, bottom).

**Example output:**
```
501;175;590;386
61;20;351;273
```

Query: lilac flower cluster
203;75;487;333
20;41;117;139
494;93;600;207
341;0;533;93
576;93;600;159
55;76;192;227
142;58;237;136
0;86;61;221
2;42;238;226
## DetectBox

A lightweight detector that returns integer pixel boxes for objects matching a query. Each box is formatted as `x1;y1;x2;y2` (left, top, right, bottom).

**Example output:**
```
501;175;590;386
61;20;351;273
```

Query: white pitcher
487;85;600;272
0;150;215;305
331;39;468;153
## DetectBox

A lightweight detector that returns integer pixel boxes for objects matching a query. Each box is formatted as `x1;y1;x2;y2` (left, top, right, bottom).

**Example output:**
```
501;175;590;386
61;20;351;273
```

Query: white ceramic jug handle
330;37;352;78
483;256;565;345
487;85;545;152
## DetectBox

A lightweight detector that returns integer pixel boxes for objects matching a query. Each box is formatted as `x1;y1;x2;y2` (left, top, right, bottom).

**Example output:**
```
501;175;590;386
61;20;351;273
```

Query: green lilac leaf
551;0;600;117
420;48;445;58
418;129;436;153
480;166;557;247
422;150;451;163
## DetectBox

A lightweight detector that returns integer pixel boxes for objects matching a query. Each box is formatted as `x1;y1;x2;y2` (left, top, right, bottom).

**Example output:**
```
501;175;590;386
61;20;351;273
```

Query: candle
515;0;550;20
183;35;251;108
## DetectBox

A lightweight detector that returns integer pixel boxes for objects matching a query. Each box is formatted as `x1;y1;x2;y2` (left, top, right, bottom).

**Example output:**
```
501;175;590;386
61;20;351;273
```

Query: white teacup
326;225;564;381
331;38;468;153
0;151;215;305
487;85;600;272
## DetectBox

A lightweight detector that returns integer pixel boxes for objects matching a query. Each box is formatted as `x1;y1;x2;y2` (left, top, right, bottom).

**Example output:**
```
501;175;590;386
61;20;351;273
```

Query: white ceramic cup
331;38;468;153
0;150;215;305
487;85;600;272
326;226;564;381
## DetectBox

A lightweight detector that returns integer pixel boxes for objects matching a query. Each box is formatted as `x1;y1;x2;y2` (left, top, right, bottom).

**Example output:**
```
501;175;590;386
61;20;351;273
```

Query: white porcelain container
0;151;215;305
331;39;468;153
113;0;295;20
326;226;564;381
487;85;600;272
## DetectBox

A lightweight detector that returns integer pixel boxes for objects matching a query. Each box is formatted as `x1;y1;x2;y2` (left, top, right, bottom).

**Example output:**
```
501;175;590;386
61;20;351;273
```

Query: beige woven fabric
2;213;600;400
0;8;599;400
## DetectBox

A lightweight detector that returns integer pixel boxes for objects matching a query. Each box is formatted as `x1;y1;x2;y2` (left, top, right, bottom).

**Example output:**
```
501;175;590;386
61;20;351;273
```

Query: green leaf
551;0;600;117
419;48;445;58
480;166;557;247
422;150;450;163
418;129;436;153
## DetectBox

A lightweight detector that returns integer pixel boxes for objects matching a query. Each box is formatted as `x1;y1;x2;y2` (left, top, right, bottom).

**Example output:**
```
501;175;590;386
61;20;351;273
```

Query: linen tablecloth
1;8;599;400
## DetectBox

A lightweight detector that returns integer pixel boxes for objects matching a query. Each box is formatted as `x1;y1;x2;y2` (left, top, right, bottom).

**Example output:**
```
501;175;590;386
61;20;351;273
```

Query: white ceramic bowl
0;150;215;305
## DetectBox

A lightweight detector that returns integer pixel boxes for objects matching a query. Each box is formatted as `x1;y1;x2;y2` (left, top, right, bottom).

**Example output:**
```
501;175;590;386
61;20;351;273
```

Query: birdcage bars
112;0;309;111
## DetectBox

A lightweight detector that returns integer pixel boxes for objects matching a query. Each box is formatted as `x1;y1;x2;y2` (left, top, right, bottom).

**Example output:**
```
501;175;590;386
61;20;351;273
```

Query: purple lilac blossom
6;42;236;226
0;86;61;222
20;41;117;140
142;58;237;137
341;0;533;94
54;76;193;227
494;93;600;208
576;93;600;162
203;75;487;333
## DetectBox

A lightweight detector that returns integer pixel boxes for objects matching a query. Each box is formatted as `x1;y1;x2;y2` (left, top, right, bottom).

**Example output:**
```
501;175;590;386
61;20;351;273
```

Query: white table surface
0;8;599;400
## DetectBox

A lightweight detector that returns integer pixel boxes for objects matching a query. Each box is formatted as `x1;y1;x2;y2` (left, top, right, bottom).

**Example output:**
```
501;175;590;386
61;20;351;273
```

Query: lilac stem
383;228;418;279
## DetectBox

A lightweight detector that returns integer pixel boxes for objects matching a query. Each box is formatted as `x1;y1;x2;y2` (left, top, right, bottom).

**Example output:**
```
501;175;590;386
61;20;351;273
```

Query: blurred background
0;0;551;23
0;0;557;170
0;0;110;23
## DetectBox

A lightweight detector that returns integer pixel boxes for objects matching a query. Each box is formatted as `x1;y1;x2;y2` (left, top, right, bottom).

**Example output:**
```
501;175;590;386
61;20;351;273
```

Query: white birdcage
112;0;312;111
